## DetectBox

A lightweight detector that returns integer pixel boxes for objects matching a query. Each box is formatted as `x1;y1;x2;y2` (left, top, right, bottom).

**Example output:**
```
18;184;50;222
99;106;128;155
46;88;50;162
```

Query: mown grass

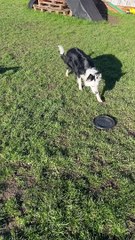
0;0;135;239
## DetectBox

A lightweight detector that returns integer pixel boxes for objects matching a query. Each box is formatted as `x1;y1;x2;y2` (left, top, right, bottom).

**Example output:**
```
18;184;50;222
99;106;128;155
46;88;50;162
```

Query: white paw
66;70;69;77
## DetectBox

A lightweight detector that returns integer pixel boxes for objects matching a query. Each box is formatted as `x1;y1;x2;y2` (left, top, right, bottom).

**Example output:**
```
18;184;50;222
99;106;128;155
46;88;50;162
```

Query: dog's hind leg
77;77;83;91
66;69;69;77
66;69;73;77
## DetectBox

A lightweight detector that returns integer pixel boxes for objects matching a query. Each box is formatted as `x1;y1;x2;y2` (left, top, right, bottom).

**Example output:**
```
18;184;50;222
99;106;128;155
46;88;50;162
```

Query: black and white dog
58;45;103;103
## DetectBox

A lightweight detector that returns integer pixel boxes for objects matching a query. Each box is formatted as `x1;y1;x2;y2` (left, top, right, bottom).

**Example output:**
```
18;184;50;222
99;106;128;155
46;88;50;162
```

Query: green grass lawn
0;1;135;239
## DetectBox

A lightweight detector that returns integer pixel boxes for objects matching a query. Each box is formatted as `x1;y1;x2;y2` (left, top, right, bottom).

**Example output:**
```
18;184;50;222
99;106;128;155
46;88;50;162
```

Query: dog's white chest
84;80;95;87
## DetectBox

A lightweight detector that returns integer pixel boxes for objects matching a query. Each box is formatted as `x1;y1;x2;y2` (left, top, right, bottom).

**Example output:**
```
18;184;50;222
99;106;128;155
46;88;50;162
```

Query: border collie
58;45;103;103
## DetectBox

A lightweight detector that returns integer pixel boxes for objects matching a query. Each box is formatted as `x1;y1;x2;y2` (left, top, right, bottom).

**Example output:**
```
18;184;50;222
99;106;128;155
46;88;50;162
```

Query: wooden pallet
39;0;66;4
33;4;72;15
38;0;67;10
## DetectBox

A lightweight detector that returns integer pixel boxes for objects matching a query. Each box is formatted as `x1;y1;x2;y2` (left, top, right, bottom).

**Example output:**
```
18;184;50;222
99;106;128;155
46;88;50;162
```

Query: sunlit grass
0;1;135;239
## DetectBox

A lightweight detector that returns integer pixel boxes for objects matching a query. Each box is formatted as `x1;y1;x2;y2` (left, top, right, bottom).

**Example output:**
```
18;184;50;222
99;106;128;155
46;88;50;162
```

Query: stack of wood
33;0;72;16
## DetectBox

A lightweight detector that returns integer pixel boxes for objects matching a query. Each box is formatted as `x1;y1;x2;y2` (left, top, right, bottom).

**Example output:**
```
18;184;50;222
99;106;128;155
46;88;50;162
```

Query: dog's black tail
58;45;67;63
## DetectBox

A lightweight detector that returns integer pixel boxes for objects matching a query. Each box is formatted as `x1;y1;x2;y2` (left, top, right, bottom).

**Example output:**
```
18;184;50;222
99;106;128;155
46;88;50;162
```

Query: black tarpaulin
66;0;103;21
28;0;37;8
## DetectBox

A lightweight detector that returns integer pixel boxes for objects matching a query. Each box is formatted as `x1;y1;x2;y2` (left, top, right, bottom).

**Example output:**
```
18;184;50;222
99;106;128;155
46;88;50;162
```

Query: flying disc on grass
93;115;116;130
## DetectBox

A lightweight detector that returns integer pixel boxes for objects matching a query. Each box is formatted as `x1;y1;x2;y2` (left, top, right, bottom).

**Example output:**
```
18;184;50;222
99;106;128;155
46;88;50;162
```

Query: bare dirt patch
108;15;120;25
0;162;36;236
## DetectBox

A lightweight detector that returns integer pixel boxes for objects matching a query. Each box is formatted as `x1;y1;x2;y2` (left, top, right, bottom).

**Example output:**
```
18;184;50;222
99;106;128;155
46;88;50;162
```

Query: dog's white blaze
85;68;98;80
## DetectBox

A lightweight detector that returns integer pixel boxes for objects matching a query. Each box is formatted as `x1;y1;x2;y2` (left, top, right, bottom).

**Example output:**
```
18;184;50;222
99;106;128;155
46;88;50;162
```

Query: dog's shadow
93;54;124;100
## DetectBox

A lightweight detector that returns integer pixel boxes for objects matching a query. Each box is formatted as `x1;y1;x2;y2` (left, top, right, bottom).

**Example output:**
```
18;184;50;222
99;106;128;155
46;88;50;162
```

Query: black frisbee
93;115;116;130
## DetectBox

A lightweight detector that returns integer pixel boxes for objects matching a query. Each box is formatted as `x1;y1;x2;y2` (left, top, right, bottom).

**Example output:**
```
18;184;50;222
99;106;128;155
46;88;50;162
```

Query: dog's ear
95;73;102;80
87;74;95;81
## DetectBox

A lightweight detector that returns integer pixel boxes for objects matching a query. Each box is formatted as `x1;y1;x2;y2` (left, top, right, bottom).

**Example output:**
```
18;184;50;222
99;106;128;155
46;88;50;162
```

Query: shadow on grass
0;66;20;74
93;54;124;100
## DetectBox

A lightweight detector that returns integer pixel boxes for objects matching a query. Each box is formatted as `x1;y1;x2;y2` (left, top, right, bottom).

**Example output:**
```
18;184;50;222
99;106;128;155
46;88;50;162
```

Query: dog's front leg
90;85;102;103
95;92;103;103
77;77;82;90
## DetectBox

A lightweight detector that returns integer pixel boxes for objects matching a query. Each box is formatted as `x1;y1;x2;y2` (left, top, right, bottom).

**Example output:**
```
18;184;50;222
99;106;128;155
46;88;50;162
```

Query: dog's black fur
59;47;96;80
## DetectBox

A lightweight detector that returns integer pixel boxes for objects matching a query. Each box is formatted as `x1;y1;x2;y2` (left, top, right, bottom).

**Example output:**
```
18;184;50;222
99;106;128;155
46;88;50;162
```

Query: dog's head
85;68;102;83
